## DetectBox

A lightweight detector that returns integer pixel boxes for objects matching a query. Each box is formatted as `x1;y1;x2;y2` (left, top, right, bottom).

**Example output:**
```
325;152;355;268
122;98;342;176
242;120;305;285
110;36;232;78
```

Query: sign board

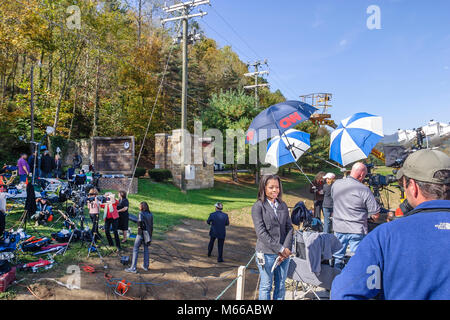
93;136;135;175
185;165;195;180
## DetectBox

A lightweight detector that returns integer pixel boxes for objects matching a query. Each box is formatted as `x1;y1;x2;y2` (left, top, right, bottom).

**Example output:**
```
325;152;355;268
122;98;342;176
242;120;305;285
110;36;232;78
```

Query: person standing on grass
252;174;293;300
117;190;129;243
207;202;229;263
40;150;54;178
125;201;153;273
87;188;101;241
322;172;336;234
310;171;325;219
101;192;121;250
17;153;30;183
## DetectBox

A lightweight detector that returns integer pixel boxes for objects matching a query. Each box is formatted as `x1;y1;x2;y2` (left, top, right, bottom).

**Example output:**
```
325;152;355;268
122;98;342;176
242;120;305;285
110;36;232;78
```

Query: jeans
313;200;323;219
333;232;365;269
104;218;121;249
208;237;225;261
323;207;333;234
130;234;149;270
90;214;101;241
256;253;290;300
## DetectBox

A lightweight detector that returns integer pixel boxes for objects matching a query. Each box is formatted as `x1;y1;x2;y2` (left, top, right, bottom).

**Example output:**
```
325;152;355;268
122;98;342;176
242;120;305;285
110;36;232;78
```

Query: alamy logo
435;222;450;230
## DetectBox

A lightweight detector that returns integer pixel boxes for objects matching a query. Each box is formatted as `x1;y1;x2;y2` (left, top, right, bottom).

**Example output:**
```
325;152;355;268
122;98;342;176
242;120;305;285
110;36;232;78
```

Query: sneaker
125;267;137;273
142;267;149;272
217;259;224;263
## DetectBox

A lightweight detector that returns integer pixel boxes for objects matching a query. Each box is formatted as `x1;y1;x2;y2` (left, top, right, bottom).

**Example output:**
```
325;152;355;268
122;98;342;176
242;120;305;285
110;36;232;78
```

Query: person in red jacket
100;192;121;250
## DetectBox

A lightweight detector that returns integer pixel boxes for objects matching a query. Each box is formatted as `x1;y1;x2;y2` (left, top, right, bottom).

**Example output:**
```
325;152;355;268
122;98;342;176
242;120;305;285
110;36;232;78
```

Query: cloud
445;66;449;70
339;39;348;47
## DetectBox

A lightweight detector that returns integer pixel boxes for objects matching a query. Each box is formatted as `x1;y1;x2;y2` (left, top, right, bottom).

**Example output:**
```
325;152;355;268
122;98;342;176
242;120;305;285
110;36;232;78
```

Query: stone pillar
155;133;169;169
155;130;214;190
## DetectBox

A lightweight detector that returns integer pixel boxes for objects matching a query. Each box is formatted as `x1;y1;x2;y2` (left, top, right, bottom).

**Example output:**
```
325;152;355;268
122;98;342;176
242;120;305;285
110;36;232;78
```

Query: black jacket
138;210;153;242
73;155;82;169
40;154;54;173
251;199;293;254
207;210;229;239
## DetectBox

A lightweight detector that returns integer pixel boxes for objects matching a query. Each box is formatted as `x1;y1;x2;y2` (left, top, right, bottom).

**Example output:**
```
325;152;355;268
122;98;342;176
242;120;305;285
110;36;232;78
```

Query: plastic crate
0;266;16;292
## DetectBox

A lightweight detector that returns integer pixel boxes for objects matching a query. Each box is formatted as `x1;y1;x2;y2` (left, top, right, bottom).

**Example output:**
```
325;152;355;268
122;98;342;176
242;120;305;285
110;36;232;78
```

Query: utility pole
244;60;269;185
30;64;35;146
162;0;209;192
244;60;269;109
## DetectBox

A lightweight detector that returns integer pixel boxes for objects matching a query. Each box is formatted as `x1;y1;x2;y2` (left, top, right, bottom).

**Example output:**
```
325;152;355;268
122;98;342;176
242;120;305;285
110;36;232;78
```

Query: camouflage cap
396;149;450;184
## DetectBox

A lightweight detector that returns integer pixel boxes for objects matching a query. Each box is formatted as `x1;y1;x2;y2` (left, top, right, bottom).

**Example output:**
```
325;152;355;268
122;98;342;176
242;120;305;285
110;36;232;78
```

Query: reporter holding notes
251;174;293;300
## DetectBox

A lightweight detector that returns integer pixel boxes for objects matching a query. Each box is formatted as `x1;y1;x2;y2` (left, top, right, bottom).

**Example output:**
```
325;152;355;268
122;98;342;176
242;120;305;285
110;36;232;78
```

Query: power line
200;17;297;100
208;5;299;98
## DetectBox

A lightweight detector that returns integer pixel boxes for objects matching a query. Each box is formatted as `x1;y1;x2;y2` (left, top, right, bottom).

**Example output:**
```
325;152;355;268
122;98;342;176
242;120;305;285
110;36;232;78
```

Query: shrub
134;167;147;178
149;169;172;182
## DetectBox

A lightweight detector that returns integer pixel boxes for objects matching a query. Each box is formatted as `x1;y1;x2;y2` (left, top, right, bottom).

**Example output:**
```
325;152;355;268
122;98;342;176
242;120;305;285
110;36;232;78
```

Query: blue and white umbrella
265;129;311;168
330;112;384;166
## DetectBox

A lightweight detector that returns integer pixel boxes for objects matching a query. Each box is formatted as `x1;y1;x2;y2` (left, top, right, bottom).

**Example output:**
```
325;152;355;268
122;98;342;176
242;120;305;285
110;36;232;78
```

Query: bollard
236;265;246;300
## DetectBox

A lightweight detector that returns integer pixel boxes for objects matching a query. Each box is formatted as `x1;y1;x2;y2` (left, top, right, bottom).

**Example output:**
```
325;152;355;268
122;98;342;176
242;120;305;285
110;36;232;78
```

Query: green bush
149;169;172;182
134;167;147;178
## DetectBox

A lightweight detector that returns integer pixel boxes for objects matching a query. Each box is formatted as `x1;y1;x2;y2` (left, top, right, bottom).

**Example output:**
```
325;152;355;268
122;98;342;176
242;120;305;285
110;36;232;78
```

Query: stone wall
61;139;93;168
98;177;138;194
155;130;214;190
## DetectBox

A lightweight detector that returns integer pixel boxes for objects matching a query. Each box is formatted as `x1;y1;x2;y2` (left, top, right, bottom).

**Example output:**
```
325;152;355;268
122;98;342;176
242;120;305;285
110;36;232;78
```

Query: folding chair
287;230;342;300
287;256;340;300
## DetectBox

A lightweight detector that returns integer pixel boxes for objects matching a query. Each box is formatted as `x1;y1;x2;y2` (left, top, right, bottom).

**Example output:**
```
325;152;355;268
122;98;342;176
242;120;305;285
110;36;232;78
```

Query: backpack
291;201;313;226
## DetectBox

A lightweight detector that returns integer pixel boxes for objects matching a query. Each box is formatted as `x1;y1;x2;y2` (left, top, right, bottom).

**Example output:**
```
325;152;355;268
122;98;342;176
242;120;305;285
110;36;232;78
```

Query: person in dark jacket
207;202;229;263
125;201;153;273
117;190;129;243
252;174;293;300
40;151;54;178
28;151;38;177
310;171;325;219
73;153;82;170
322;172;336;233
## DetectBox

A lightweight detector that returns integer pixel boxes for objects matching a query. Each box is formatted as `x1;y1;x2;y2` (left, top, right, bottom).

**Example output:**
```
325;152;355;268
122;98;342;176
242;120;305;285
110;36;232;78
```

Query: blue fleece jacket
331;200;450;300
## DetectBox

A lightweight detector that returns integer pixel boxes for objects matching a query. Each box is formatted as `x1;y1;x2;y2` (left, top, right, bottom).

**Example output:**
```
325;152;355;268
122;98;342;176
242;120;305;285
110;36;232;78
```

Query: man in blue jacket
331;149;450;300
207;202;229;263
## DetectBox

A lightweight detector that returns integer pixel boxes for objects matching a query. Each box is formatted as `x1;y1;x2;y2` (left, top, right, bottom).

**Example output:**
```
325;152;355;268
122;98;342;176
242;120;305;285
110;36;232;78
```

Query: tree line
1;0;332;176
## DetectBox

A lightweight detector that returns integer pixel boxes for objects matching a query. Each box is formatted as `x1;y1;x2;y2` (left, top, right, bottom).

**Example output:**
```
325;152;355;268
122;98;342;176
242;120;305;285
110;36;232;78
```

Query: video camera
86;195;110;204
364;163;397;189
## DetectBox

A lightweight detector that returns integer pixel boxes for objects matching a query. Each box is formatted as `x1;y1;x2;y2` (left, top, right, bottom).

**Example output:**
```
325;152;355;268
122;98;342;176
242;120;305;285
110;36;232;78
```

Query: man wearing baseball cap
331;149;450;300
207;202;229;263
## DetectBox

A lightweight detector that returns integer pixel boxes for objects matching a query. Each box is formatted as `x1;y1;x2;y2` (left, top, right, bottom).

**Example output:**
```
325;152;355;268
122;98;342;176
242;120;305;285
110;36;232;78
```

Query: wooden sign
93;137;135;175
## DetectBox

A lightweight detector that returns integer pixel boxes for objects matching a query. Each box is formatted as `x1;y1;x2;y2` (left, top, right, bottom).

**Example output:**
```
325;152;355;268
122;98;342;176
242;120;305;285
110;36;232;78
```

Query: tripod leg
63;230;76;256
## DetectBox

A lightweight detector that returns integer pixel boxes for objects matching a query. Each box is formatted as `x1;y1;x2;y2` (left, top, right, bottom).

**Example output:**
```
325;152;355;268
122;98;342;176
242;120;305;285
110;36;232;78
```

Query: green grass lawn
373;166;396;176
